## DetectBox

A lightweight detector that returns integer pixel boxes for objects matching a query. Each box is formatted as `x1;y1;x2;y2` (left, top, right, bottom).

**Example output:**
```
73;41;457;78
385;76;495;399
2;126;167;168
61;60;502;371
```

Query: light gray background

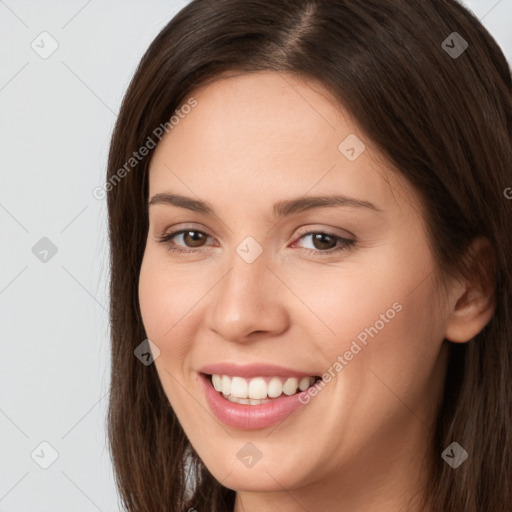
0;1;511;510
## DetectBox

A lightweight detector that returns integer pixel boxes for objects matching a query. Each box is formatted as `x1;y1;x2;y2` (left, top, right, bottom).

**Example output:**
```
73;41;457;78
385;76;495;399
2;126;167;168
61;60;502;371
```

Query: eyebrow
148;193;381;216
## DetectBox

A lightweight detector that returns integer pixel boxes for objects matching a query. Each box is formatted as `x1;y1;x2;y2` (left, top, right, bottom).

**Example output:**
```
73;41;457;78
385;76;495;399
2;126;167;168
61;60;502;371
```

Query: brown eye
181;230;207;247
293;231;354;255
157;228;355;256
157;229;212;253
310;233;338;251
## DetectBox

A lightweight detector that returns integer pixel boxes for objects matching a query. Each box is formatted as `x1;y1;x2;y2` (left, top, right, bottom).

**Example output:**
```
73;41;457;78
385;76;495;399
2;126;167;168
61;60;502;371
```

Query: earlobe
444;237;496;343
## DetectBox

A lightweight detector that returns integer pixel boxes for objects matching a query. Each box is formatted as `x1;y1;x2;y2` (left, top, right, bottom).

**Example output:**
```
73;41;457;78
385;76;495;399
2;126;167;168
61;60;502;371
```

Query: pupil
186;231;204;247
314;233;334;250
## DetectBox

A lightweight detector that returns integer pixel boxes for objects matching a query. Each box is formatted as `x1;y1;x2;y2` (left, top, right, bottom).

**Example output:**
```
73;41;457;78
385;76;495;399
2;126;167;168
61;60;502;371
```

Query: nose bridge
207;240;288;340
218;244;270;314
222;232;270;297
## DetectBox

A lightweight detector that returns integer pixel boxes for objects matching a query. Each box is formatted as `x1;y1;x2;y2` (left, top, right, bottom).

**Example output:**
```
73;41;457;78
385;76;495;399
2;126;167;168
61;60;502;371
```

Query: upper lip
199;362;318;379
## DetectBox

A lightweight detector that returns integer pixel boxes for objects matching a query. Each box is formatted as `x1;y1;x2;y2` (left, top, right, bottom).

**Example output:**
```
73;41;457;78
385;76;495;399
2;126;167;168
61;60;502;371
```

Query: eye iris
184;231;206;247
312;233;336;250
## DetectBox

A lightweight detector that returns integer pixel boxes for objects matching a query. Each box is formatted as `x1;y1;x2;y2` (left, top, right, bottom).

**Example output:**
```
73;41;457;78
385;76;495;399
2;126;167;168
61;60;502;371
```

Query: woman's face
138;71;452;506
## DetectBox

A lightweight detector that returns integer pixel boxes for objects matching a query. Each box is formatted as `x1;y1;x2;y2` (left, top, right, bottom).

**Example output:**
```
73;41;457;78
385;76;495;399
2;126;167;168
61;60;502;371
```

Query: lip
199;372;310;430
199;362;318;379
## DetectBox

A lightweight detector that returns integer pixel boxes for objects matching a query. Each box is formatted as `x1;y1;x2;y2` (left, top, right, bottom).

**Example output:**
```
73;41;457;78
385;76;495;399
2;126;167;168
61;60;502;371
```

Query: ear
444;237;496;343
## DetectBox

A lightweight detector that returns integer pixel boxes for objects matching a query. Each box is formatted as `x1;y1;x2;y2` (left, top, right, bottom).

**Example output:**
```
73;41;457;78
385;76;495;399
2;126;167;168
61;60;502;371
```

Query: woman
105;1;512;510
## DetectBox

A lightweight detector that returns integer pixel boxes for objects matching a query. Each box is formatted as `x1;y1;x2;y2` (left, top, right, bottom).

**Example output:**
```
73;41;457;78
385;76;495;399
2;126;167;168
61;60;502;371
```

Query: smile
211;374;318;404
199;370;322;430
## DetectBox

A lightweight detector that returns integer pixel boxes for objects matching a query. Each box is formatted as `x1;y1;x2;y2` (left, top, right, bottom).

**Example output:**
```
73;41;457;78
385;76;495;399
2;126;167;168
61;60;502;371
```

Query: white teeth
299;376;310;391
221;375;231;395
210;374;316;401
282;377;299;396
267;377;283;398
230;376;248;398
224;394;272;405
248;377;267;399
212;374;222;392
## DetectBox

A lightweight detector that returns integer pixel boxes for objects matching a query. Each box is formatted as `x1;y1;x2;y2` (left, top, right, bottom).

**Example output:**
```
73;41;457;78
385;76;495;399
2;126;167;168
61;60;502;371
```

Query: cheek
331;279;443;422
138;255;202;419
138;255;168;340
310;242;441;386
138;253;196;362
308;255;425;349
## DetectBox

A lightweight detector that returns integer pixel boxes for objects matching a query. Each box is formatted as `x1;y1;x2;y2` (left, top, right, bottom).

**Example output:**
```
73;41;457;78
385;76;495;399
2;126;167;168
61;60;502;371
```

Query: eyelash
156;229;355;256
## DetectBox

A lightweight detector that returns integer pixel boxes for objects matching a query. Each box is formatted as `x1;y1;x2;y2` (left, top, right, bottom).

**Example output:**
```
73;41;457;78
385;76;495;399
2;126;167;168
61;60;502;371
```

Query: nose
205;248;290;343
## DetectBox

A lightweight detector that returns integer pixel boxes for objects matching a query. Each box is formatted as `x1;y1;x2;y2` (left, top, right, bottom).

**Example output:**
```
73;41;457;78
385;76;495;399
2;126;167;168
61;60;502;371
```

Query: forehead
148;70;419;218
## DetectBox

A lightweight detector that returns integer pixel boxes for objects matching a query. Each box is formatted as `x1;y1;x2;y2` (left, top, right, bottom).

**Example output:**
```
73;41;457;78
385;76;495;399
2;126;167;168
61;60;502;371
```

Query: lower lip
199;373;308;430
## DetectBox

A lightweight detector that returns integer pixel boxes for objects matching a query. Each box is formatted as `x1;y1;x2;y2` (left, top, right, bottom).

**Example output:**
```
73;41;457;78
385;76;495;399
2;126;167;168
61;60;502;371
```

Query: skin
138;70;495;512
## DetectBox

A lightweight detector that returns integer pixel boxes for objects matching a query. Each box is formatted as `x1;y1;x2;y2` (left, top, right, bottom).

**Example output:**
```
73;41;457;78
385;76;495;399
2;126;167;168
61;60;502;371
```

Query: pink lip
199;362;317;378
199;373;310;430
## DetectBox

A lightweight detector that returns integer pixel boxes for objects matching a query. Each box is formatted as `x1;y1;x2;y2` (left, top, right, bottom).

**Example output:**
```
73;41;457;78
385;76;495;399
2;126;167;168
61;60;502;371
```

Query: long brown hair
105;1;512;510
